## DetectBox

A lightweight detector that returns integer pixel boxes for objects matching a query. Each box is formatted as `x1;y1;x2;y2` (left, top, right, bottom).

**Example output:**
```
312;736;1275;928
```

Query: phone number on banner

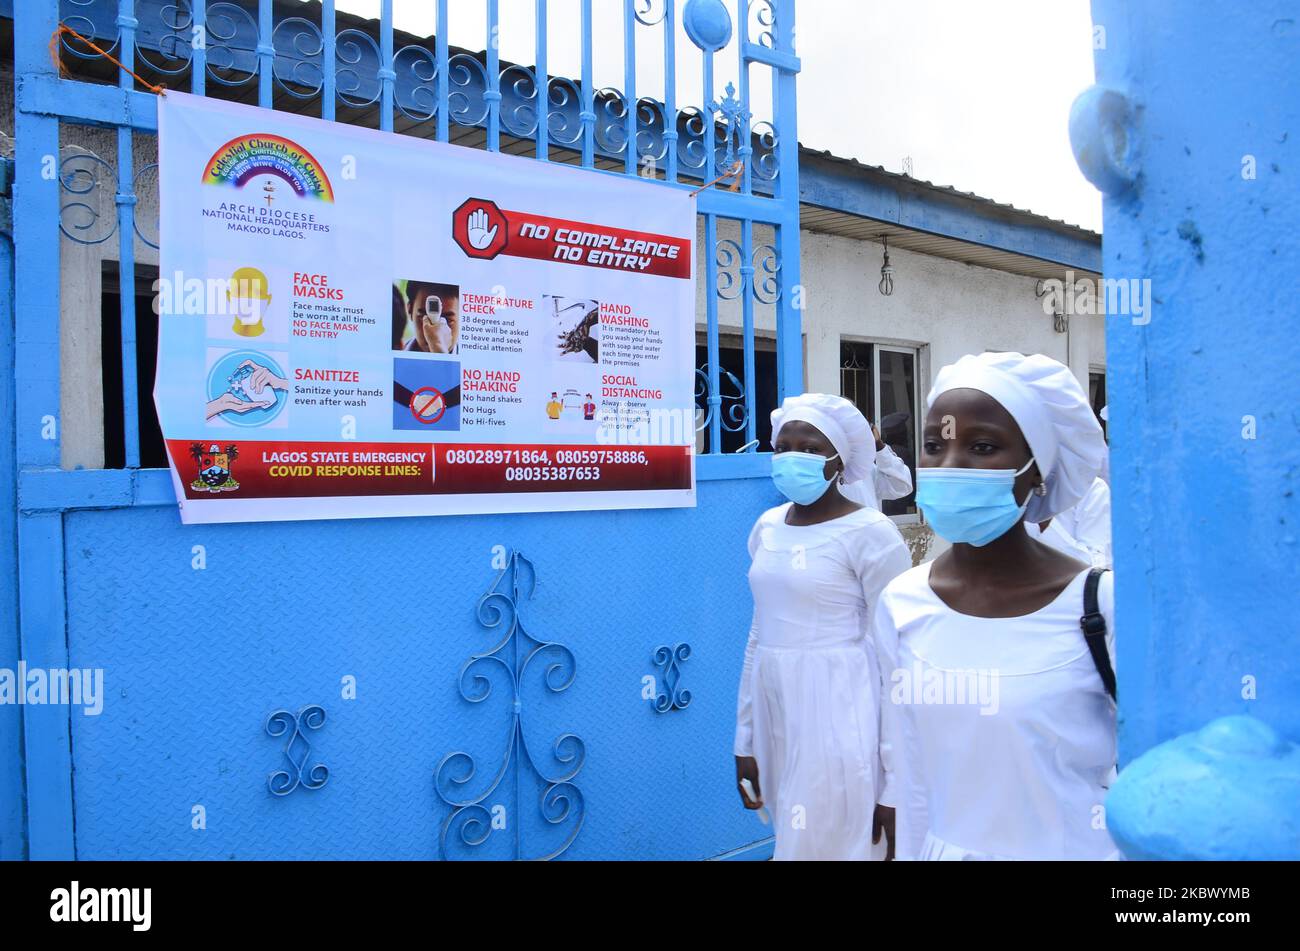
445;448;651;467
436;443;690;494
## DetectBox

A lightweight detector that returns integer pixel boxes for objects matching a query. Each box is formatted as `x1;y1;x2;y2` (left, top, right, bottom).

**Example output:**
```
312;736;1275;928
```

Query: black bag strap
1080;567;1116;701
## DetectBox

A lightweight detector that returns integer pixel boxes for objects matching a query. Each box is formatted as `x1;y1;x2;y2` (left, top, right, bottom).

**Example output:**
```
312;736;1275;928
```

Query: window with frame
840;340;920;518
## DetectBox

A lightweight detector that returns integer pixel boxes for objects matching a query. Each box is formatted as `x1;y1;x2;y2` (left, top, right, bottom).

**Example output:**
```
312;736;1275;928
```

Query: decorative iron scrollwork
753;244;782;304
59;0;117;61
58;148;117;246
132;162;160;250
633;0;670;28
696;364;748;434
594;88;631;156
434;551;585;861
547;76;585;147
205;2;259;88
499;65;541;137
635;98;669;173
394;44;439;122
447;53;490;127
271;16;325;99
265;704;329;797
137;0;195;77
751;120;779;183
751;0;780;49
652;644;692;712
335;28;382;108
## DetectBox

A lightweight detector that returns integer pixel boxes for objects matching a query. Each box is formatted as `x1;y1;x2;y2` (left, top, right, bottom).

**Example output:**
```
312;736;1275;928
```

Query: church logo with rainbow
201;133;335;203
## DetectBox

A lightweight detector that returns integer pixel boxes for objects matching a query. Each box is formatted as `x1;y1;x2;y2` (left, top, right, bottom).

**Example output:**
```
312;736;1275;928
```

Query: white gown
734;503;912;860
875;563;1118;860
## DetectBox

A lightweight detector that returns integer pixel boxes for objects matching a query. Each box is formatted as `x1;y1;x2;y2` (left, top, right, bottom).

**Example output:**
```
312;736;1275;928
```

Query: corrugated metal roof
799;204;1100;283
799;145;1101;240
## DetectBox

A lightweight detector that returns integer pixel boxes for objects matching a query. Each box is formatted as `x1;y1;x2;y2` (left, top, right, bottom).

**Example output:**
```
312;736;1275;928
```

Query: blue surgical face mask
915;457;1036;547
771;451;840;505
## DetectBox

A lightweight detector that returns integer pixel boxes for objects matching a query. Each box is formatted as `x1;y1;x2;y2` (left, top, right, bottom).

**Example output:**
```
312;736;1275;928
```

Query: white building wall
799;229;1105;400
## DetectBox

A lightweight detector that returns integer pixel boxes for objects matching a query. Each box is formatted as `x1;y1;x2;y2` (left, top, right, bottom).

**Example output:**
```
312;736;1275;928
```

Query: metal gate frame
8;0;802;859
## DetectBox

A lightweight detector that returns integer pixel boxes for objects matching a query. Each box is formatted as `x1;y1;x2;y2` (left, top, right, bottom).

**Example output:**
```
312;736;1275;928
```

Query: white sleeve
734;516;766;757
851;521;913;609
733;610;760;756
872;591;930;860
873;594;902;808
872;446;914;502
844;521;913;807
1073;480;1113;569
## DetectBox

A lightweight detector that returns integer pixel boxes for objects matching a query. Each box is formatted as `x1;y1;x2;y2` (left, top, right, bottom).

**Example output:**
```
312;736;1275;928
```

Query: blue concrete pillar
1070;1;1300;858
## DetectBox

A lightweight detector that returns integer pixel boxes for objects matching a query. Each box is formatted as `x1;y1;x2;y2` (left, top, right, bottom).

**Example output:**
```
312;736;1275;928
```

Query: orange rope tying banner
689;161;745;198
49;23;167;96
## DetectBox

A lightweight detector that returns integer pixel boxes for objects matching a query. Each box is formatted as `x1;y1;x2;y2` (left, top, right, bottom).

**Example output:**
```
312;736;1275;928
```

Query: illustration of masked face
228;268;271;337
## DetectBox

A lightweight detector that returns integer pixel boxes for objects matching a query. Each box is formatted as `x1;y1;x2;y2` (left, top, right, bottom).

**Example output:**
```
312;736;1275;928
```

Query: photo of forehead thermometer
739;778;769;824
421;294;452;352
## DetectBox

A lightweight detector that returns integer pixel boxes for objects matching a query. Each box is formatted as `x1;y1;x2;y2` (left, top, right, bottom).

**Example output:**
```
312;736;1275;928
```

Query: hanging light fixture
878;235;894;296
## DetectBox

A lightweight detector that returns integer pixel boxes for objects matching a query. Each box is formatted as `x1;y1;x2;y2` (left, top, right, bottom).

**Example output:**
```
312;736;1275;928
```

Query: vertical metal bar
190;0;206;95
773;2;802;400
704;215;722;452
17;513;73;859
580;0;595;168
379;0;394;132
535;0;548;161
736;0;752;195
486;0;501;152
13;0;75;861
321;0;336;121
702;49;715;183
257;0;273;107
0;211;24;860
737;2;757;447
740;219;756;447
116;0;140;469
436;0;450;141
663;0;677;183
623;0;636;175
511;555;521;859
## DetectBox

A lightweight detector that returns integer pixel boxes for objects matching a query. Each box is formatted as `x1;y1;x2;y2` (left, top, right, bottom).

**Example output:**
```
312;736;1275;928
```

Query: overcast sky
331;0;1102;231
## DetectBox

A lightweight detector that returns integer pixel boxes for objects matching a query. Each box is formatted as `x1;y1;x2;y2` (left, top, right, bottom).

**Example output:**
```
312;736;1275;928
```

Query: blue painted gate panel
10;0;803;859
65;479;777;859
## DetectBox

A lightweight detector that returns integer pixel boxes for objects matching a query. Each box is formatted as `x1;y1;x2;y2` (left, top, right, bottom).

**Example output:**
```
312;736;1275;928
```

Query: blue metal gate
6;0;802;859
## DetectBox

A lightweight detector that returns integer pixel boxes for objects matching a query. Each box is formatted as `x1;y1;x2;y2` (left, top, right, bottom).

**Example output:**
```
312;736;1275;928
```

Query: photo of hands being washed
1;0;1293;935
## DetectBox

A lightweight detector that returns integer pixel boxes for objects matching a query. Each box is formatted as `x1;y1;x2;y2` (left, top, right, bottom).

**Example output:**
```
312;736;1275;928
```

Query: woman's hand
873;804;896;860
735;755;762;809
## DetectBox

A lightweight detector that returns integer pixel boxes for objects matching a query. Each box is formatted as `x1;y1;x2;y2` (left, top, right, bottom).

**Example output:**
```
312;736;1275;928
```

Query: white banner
154;93;697;524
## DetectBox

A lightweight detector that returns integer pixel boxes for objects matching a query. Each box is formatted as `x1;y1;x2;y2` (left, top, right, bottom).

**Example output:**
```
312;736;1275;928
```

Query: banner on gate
155;93;697;524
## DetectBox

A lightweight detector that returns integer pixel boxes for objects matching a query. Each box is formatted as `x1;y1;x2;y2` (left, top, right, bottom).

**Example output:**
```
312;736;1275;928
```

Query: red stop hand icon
452;198;509;260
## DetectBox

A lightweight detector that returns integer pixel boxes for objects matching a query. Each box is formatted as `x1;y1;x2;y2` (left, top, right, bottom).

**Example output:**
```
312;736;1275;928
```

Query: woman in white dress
734;394;913;860
874;352;1117;860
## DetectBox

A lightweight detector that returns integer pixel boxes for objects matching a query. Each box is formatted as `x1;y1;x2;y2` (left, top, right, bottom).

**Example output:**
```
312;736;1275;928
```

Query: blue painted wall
1086;1;1299;760
61;476;780;859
